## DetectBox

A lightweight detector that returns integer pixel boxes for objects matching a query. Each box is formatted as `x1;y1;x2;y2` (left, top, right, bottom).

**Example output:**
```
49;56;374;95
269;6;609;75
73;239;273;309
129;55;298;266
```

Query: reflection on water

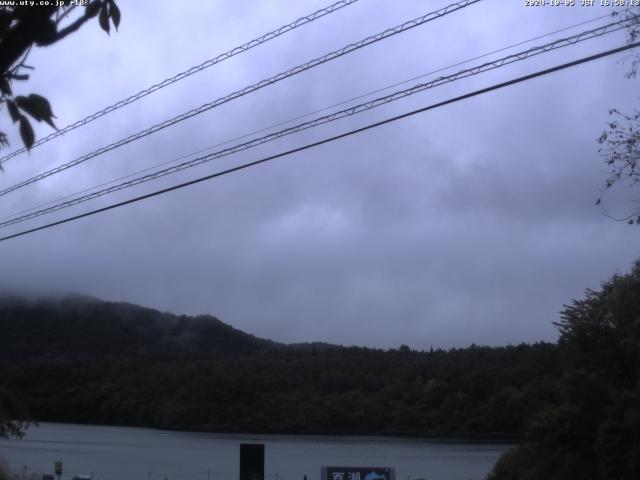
0;423;512;480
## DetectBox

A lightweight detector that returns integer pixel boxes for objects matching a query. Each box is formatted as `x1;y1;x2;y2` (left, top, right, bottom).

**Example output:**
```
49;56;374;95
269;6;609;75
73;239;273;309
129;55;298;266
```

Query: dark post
54;462;62;480
239;444;265;480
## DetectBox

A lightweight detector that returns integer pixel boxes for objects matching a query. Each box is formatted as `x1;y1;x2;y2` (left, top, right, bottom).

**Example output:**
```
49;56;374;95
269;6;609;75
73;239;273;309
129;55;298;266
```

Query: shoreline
9;421;517;446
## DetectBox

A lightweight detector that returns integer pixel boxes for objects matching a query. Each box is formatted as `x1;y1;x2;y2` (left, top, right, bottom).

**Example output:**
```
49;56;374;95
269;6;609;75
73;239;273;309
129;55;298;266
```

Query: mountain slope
0;294;277;359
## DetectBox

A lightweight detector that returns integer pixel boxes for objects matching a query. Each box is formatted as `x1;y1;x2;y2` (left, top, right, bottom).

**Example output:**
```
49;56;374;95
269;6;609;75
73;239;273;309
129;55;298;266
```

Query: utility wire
0;0;361;165
0;41;637;244
0;0;482;198
0;11;615;224
0;18;631;229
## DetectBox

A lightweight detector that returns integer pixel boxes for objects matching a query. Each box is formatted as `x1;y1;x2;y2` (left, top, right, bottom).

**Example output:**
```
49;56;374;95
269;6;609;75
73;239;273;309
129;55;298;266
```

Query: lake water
0;423;512;480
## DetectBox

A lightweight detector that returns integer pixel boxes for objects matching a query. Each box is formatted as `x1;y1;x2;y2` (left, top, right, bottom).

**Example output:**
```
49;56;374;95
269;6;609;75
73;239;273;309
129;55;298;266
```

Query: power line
0;17;631;229
0;0;482;198
0;41;637;244
0;0;361;165
0;11;615;224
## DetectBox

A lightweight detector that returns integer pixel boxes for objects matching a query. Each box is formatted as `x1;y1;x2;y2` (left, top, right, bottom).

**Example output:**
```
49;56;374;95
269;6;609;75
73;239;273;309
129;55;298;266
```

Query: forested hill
0;294;558;439
3;263;638;480
0;294;279;359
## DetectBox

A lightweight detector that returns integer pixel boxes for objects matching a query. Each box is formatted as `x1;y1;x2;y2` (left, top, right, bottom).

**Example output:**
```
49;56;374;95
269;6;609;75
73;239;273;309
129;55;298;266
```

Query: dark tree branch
55;5;77;26
41;2;102;46
0;6;56;73
0;0;116;152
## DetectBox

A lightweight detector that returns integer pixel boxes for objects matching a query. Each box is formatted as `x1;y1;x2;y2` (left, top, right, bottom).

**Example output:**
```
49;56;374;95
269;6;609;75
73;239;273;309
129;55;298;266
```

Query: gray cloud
1;0;639;349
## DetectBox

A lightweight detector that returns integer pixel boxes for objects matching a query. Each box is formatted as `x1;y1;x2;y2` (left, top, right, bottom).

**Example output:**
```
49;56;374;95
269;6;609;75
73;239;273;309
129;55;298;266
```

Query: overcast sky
1;0;639;349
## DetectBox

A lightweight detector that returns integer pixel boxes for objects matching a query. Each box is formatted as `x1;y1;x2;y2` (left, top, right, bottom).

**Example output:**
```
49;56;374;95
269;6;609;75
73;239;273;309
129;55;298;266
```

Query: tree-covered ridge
0;294;277;359
0;295;556;438
489;261;640;480
3;268;639;479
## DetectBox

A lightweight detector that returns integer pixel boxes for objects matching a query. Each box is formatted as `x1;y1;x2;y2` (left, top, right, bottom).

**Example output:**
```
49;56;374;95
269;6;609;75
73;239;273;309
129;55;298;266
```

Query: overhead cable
0;17;632;229
0;0;361;165
0;0;482;198
0;11;614;223
0;40;637;244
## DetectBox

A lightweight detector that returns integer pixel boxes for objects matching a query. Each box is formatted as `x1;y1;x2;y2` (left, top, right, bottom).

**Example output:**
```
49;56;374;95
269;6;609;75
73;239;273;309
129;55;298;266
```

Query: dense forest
0;294;557;439
2;261;639;479
489;261;640;480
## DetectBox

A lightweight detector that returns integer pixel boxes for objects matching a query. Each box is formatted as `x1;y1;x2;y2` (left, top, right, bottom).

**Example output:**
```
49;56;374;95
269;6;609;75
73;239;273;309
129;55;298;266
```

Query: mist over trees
0;0;121;437
1;263;639;478
0;295;557;439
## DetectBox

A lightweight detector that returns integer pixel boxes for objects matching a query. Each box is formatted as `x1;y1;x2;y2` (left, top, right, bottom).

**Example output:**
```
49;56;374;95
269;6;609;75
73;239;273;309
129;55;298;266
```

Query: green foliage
98;0;121;34
0;457;40;480
597;7;640;223
0;457;10;480
489;261;640;480
0;295;557;439
0;1;119;151
0;385;31;439
597;108;640;224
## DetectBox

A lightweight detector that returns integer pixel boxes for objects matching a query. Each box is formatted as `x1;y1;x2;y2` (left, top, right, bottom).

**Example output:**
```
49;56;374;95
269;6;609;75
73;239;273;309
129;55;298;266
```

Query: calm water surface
0;423;512;480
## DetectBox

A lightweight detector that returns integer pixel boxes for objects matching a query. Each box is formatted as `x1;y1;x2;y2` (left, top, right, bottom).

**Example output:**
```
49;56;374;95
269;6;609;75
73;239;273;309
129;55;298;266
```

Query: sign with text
54;463;63;476
322;467;395;480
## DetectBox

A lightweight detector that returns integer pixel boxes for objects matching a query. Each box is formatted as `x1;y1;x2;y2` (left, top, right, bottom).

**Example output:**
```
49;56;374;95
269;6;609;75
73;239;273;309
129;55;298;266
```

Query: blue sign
322;466;395;480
